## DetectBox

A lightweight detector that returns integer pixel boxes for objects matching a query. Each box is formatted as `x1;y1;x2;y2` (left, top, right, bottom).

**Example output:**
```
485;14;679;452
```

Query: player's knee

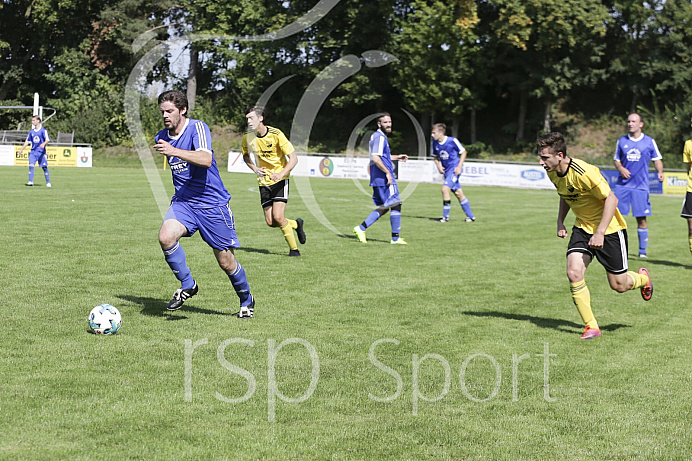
391;204;402;212
566;268;583;283
158;233;175;248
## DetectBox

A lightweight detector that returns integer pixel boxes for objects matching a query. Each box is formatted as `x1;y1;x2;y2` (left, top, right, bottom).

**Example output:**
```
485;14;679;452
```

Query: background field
1;166;690;460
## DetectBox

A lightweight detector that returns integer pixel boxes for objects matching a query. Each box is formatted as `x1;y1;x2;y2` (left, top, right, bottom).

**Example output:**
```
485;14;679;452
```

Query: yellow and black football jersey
241;126;295;187
548;158;627;235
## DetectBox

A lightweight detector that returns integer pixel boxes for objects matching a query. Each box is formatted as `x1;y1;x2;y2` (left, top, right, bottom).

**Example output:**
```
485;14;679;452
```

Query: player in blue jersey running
153;90;255;318
430;123;475;223
613;113;664;259
353;112;409;244
18;116;51;187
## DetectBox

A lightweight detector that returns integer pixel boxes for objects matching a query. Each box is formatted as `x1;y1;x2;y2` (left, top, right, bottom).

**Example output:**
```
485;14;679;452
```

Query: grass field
1;165;690;460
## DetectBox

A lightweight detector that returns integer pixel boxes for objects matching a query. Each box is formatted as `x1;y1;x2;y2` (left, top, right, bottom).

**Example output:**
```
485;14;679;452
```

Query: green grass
1;165;690;460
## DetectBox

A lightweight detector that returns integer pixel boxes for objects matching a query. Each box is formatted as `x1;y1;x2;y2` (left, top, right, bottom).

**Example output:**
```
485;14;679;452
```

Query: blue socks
361;210;381;231
460;198;474;220
43;167;50;184
638;228;648;255
162;242;195;289
228;263;252;306
390;209;401;240
442;200;451;219
28;165;35;182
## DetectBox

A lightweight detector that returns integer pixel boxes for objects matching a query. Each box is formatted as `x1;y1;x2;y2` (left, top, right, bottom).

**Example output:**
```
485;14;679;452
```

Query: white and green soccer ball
88;304;122;335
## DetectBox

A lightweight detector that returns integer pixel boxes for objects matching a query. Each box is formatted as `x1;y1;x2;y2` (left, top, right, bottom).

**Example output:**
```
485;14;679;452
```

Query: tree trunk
543;98;551;133
186;46;199;112
516;90;528;142
470;109;477;144
630;93;638;114
420;112;431;136
451;118;460;139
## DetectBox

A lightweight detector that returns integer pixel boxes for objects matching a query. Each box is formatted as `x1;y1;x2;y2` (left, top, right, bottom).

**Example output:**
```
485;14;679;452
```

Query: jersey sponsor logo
561;193;580;202
521;169;545;181
170;160;189;174
626;148;642;162
438;150;450;160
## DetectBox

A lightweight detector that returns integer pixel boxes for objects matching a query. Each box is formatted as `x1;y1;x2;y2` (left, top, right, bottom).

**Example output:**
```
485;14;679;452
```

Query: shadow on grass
117;294;231;319
407;215;449;222
463;311;631;335
235;246;275;255
629;257;692;270
338;233;391;244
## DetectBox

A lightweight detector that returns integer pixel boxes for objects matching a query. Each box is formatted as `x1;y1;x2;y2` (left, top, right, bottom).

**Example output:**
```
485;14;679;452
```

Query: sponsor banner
601;169;663;194
11;145;92;167
76;147;93;168
456;162;555;190
663;172;688;196
227;153;682;195
0;145;14;165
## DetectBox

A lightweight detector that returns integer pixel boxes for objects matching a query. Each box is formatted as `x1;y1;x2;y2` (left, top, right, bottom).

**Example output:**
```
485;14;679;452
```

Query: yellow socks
626;271;648;290
570;281;598;329
280;221;298;250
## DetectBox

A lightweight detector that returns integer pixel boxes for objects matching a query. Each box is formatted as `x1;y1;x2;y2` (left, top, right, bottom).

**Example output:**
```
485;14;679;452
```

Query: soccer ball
88;304;122;335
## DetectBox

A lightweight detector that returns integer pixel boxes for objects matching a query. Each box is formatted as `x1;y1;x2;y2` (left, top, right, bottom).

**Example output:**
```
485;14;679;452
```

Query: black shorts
681;191;692;218
567;227;629;275
260;179;289;208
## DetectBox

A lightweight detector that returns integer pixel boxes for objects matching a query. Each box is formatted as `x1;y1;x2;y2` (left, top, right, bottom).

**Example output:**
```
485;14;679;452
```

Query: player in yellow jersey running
681;115;692;257
537;132;653;340
242;106;306;256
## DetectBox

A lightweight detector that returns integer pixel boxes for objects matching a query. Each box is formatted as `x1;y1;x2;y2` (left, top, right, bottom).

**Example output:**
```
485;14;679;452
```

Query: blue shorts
164;200;240;250
29;151;48;168
372;184;401;209
443;170;461;191
614;186;651;217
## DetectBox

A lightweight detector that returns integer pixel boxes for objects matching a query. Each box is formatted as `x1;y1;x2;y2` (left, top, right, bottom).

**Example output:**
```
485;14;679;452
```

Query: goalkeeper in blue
153;90;255;318
430;123;475;223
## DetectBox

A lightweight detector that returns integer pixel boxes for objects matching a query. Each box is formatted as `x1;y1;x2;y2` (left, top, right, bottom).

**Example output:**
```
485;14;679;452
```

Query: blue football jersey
155;118;231;208
26;127;49;154
431;136;465;170
613;134;662;190
369;129;395;187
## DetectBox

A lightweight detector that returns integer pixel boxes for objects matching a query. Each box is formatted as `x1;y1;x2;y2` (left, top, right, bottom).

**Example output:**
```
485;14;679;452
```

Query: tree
489;0;608;139
391;0;480;138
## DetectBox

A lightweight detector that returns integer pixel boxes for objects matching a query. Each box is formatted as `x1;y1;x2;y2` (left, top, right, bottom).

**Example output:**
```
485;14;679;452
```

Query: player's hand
657;171;664;182
454;165;462;176
557;228;568;239
255;167;268;178
270;171;284;182
588;233;605;249
398;154;409;162
152;139;175;157
386;172;393;186
619;168;631;179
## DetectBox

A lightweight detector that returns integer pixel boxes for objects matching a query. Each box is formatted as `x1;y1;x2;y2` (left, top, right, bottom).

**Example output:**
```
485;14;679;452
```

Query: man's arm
17;140;30;155
589;190;619;249
433;157;444;174
153;140;212;168
371;154;393;186
270;149;298;182
653;158;664;182
557;197;570;239
613;159;630;179
455;148;467;176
